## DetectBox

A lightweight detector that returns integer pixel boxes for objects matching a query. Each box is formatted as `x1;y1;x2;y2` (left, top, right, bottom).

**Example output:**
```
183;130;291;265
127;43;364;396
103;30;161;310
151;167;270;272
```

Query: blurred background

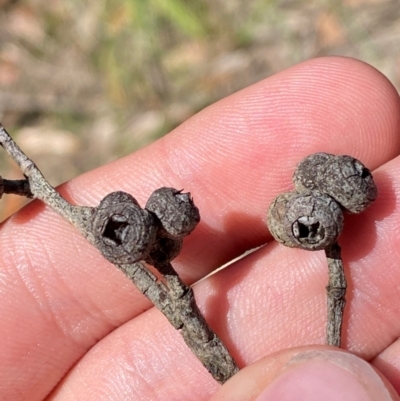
0;0;399;218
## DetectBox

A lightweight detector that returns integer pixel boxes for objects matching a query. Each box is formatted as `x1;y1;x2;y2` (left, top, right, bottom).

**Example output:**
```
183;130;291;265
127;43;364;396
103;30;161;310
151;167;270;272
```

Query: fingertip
308;57;400;164
257;56;400;168
211;346;399;401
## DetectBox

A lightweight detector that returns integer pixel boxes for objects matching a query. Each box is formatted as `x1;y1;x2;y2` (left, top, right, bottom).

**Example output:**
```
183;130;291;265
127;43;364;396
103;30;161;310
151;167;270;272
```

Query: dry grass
0;0;399;217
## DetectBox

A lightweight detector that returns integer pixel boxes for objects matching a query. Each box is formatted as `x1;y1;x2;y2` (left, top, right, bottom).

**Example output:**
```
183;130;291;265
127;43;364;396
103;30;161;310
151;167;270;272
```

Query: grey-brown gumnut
91;191;157;264
145;187;200;239
145;237;183;271
293;152;377;213
267;191;344;251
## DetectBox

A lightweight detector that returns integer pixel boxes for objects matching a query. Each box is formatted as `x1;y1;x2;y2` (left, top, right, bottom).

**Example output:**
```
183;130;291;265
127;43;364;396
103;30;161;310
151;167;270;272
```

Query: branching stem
0;123;238;383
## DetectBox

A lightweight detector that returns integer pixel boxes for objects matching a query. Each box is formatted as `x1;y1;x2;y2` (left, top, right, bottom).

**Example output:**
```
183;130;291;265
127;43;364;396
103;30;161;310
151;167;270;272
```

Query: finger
48;153;400;399
2;57;400;400
64;56;400;281
211;347;399;401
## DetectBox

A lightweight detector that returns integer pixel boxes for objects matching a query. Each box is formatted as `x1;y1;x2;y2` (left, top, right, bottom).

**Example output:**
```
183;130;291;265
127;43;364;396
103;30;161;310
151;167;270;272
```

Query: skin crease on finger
373;339;400;394
0;57;400;401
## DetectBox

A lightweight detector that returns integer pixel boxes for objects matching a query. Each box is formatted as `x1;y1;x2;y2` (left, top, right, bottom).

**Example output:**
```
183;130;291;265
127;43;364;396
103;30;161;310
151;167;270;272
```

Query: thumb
211;346;399;401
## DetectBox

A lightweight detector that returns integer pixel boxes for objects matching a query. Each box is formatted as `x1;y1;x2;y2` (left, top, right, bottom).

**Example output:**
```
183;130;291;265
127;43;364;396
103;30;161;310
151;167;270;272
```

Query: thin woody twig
325;242;346;347
0;123;239;383
0;178;32;198
0;125;93;236
154;261;239;380
267;152;377;348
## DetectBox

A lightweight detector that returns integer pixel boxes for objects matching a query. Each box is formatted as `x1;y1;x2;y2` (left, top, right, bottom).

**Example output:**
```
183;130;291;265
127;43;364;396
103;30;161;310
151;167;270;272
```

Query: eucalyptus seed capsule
145;187;200;239
91;191;157;264
145;237;183;271
293;152;377;213
266;191;295;247
267;191;344;251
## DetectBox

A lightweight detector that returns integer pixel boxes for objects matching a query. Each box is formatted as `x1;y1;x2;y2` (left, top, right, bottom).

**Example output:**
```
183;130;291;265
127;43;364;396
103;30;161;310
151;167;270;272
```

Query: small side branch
0;177;32;198
0;124;93;238
325;242;346;347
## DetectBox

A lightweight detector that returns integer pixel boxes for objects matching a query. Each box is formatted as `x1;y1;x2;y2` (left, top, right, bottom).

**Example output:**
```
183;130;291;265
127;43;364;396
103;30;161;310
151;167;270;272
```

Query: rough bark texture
325;242;346;347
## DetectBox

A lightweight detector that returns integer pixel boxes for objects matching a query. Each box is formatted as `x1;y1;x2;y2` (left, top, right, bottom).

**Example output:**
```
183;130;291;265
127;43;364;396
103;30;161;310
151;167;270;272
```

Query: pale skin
1;56;400;400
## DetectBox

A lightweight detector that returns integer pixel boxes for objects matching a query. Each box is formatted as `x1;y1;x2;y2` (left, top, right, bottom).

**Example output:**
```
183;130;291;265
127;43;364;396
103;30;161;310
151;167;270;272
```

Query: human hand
1;57;400;400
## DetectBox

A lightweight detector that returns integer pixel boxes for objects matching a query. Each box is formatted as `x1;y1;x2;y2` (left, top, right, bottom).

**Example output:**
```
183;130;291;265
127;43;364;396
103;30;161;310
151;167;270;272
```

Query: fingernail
255;350;392;401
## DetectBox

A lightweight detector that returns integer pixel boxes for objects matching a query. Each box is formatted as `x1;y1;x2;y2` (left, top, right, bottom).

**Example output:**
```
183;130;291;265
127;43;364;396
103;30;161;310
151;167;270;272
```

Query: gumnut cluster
91;187;200;268
267;152;377;251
